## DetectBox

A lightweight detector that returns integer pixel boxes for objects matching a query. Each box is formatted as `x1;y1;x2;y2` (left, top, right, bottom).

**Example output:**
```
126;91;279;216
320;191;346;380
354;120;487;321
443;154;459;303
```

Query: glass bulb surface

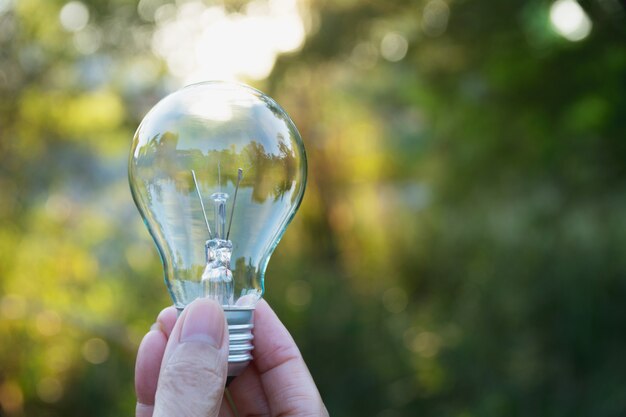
129;81;306;311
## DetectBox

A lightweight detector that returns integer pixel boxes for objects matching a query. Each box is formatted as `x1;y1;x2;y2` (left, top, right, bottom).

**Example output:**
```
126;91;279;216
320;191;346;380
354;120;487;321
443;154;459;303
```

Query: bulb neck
205;238;233;264
203;239;234;305
210;192;229;239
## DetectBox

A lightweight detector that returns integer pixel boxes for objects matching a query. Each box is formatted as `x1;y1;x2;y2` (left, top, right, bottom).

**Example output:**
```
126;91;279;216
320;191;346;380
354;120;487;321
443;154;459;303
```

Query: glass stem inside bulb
202;192;234;305
202;238;234;305
212;192;228;239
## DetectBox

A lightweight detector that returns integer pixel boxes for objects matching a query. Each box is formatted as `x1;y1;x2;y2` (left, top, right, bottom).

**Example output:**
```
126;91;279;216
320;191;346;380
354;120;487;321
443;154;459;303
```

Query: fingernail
180;299;225;348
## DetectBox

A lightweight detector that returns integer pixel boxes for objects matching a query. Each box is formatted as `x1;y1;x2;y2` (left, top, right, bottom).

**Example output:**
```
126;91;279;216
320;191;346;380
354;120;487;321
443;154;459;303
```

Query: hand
135;298;328;417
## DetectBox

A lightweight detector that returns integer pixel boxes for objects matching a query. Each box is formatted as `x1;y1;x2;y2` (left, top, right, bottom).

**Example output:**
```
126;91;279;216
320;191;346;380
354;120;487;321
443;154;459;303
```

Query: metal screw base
224;307;254;377
175;305;255;377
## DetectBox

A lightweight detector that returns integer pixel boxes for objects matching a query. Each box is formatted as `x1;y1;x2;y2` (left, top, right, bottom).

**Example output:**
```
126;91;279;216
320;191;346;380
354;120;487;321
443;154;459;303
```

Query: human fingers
251;299;328;417
135;326;166;417
155;306;177;338
135;306;176;417
153;298;229;417
135;305;235;417
226;363;271;416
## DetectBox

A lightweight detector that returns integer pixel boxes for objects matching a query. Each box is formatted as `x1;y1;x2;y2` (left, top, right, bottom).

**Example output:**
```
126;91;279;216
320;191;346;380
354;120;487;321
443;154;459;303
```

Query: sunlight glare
549;0;592;41
151;0;307;85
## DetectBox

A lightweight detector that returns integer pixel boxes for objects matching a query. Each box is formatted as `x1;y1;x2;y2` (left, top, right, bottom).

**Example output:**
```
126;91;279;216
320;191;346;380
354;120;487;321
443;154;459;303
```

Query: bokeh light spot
154;3;176;23
404;329;441;357
380;32;408;62
36;377;63;403
286;280;312;310
82;338;110;364
137;0;167;22
59;1;89;33
550;0;592;41
422;0;450;37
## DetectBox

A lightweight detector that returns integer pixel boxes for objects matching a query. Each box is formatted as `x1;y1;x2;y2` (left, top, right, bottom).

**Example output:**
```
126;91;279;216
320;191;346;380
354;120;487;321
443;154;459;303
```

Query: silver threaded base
225;307;254;377
175;306;254;377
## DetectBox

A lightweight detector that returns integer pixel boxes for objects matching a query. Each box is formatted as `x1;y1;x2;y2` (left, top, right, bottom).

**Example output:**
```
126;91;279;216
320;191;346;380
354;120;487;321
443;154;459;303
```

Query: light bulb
128;81;307;376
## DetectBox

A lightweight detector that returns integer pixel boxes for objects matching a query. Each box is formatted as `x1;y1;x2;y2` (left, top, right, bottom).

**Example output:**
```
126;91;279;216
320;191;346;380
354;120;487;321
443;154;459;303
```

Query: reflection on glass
129;81;307;309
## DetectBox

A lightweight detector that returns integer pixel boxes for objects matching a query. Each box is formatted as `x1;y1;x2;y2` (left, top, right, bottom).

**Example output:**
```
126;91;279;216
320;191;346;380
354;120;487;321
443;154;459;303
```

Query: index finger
251;299;327;416
135;306;178;417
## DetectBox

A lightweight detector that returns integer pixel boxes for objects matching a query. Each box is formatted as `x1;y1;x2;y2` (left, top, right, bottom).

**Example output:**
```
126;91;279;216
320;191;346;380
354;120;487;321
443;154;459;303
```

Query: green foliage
1;0;625;416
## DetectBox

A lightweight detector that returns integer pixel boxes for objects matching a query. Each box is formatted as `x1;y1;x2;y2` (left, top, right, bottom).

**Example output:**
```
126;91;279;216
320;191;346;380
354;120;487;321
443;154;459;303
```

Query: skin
135;298;329;417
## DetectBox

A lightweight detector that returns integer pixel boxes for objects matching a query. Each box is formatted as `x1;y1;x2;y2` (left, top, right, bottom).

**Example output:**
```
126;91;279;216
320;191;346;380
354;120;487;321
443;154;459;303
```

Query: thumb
153;298;229;417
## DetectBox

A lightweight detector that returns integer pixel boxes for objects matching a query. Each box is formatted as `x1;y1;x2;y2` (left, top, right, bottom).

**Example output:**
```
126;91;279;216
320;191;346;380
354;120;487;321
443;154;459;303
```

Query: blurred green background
1;0;626;415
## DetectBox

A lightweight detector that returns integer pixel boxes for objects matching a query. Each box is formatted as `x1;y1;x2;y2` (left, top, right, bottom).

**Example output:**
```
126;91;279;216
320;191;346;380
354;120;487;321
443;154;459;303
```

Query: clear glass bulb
128;81;307;375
